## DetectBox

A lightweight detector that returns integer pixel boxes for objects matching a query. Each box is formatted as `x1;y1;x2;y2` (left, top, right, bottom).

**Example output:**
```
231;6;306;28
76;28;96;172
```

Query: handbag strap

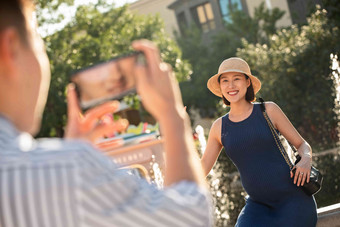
258;98;294;170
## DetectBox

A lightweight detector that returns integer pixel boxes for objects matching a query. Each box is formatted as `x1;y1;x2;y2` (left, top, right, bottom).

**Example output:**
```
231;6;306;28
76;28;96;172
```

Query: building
129;0;321;40
129;0;179;38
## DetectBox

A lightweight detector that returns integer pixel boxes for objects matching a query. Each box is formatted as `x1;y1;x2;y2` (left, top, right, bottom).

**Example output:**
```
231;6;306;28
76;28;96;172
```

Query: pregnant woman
201;57;317;226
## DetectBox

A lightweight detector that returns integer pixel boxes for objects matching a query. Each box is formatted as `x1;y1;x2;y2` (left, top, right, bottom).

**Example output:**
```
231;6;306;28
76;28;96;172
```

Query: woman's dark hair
218;74;255;106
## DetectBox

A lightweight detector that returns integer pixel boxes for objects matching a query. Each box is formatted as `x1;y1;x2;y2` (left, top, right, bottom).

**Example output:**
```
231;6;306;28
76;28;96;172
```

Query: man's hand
64;83;128;143
132;40;185;123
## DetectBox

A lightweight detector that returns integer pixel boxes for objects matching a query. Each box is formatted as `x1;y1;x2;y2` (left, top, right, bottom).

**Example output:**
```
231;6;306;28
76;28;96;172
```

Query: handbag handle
258;98;295;170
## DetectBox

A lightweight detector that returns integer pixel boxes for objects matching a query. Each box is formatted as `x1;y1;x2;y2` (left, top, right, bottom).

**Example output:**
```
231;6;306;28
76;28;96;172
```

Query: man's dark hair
0;0;33;44
218;74;255;106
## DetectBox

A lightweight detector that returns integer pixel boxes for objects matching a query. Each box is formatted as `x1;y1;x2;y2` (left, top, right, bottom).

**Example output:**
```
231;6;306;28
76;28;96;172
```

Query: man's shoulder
36;138;94;154
35;138;108;163
0;137;111;168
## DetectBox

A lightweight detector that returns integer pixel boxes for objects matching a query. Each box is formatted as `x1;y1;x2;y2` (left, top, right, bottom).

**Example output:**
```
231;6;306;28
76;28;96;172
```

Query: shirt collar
0;114;20;138
0;114;36;151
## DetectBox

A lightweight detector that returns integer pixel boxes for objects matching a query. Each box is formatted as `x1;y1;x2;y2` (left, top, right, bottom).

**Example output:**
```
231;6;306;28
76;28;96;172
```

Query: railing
104;138;165;188
313;147;340;157
317;203;340;227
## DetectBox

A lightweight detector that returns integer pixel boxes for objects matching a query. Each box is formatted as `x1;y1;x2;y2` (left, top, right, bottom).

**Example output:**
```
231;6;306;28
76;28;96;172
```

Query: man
0;0;213;226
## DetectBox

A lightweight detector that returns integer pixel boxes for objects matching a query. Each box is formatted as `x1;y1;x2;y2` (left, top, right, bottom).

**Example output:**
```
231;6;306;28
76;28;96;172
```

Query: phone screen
71;52;142;110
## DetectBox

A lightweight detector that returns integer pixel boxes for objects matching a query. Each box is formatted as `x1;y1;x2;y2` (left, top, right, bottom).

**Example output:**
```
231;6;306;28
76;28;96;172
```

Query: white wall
129;0;179;38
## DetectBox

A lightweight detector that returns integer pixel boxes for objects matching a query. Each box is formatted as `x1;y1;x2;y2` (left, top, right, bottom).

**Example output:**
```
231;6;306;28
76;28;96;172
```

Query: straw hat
207;57;261;97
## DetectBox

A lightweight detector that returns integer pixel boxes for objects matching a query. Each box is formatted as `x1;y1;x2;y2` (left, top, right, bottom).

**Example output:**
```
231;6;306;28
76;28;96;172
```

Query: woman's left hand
290;154;312;186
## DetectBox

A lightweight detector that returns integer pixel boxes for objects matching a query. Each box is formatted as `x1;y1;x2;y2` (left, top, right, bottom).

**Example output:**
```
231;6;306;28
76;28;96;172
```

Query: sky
38;0;138;37
75;0;138;7
115;0;138;7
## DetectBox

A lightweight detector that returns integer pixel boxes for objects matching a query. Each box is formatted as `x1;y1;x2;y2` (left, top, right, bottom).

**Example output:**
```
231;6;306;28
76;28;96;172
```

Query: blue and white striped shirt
0;116;213;227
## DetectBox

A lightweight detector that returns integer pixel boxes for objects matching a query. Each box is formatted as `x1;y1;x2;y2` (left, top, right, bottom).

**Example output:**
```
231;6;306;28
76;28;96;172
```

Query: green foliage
207;151;245;226
322;0;340;28
237;7;339;150
37;4;191;137
176;25;221;117
35;0;75;26
322;0;340;54
35;0;74;9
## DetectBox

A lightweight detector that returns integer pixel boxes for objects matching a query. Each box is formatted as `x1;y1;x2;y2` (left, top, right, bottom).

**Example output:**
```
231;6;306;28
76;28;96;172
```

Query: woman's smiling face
219;72;250;104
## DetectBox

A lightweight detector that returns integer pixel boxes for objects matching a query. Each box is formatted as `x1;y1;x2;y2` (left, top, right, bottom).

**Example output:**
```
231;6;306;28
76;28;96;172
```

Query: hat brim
207;69;261;97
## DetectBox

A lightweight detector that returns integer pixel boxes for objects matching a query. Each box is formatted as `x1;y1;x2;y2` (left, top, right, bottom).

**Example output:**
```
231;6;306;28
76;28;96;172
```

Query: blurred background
35;0;340;226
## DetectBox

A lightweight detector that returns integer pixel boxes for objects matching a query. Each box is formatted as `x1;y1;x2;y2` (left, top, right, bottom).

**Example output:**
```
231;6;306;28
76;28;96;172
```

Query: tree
321;0;340;27
35;0;75;28
322;0;340;54
176;25;221;118
37;3;191;137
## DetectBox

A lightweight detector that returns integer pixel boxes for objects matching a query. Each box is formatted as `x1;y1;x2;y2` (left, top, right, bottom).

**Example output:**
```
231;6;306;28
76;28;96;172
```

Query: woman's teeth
228;91;238;95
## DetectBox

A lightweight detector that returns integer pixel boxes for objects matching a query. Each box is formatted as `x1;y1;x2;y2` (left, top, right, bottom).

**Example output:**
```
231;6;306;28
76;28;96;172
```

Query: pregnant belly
239;161;297;203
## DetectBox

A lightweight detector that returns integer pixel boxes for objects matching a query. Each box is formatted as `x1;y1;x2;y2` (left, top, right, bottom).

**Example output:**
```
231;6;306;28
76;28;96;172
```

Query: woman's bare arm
266;102;312;186
201;118;223;176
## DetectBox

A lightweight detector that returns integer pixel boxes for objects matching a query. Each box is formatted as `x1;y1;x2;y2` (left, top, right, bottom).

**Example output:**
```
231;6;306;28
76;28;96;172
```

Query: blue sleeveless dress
221;103;317;227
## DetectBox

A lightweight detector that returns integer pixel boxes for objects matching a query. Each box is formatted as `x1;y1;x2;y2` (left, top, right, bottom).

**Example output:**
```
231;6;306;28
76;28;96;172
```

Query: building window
191;3;216;33
219;0;243;23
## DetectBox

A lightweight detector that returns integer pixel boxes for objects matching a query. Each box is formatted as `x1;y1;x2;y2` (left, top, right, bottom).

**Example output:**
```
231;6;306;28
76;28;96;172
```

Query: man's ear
0;28;22;75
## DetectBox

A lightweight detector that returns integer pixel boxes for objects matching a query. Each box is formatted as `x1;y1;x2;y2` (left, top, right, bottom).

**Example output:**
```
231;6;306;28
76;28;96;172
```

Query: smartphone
70;52;144;110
